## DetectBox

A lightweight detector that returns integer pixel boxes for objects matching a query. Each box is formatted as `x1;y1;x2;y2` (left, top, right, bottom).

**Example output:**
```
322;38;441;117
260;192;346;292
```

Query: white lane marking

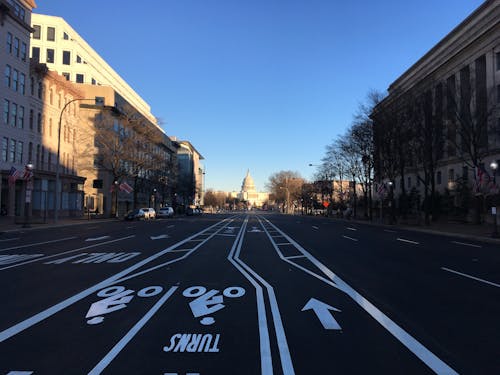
312;226;319;230
342;235;358;242
150;234;169;240
397;238;419;245
0;237;20;242
276;243;293;246
0;219;234;343
235;218;295;375
169;249;191;253
441;267;500;288
451;241;482;248
384;229;396;233
85;236;111;242
88;286;178;374
215;233;237;237
260;216;458;375
0;235;136;271
0;237;77;253
284;255;307;260
302;298;341;330
346;227;357;231
227;218;274;375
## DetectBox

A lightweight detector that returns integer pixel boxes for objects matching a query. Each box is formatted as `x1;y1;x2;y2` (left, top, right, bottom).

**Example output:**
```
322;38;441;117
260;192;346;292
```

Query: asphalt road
0;212;498;374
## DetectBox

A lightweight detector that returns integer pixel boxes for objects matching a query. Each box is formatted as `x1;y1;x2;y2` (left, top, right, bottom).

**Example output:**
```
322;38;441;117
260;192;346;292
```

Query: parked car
157;206;174;218
141;207;156;220
124;208;146;221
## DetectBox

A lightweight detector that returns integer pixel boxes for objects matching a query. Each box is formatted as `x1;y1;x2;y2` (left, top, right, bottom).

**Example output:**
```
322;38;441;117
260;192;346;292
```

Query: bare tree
266;171;304;213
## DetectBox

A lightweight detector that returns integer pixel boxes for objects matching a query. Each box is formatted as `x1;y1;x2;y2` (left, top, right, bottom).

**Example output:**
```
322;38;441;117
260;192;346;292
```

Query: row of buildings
1;0;204;220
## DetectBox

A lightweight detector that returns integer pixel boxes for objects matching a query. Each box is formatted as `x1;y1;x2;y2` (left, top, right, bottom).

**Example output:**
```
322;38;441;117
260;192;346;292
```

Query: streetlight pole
55;97;100;223
491;161;498;238
22;163;34;228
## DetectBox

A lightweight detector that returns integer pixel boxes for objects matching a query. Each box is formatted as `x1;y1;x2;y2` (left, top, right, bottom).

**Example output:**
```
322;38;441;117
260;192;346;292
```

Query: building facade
1;0;37;217
372;0;500;220
175;140;204;209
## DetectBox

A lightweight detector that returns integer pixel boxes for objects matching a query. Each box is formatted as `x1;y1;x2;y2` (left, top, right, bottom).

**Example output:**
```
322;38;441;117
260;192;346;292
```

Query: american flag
119;182;133;194
8;167;22;185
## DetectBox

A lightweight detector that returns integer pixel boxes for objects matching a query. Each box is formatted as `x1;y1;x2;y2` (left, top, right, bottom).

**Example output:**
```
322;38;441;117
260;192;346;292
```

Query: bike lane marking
0;218;237;343
258;215;458;375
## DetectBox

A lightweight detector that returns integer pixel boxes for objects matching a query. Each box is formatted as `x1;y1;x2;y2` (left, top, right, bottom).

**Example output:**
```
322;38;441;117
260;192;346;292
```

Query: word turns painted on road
45;252;141;265
85;285;163;324
163;333;221;353
183;286;245;325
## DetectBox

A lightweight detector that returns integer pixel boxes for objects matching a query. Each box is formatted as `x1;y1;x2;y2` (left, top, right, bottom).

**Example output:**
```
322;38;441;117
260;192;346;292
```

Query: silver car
141;207;156;220
157;206;174;218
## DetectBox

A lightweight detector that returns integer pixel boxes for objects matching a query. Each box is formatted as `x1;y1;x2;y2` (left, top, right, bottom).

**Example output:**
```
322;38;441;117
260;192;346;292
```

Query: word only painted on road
183;286;245;325
163;333;221;353
45;252;141;265
85;285;163;324
0;254;43;265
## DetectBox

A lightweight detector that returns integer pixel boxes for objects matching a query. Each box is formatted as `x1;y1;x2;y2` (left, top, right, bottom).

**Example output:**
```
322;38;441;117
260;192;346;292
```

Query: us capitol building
229;170;269;208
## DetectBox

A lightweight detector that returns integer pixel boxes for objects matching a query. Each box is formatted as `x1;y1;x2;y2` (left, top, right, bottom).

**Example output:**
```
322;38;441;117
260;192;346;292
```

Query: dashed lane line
396;238;419;245
451;241;482;248
441;267;500;288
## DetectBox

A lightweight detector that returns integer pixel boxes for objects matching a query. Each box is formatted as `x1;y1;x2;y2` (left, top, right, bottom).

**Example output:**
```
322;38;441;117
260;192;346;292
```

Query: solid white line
441;267;500;288
260;216;458;375
0;237;77;253
276;243;293;246
342;235;358;242
0;237;20;242
227;217;273;375
169;249;191;253
346;227;357;231
88;286;178;374
397;238;419;245
0;235;136;271
312;226;319;230
451;241;482;248
0;219;232;343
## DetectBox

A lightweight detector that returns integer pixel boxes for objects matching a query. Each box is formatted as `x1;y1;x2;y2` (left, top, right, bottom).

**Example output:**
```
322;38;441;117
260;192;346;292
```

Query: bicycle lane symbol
183;286;245;325
85;285;164;325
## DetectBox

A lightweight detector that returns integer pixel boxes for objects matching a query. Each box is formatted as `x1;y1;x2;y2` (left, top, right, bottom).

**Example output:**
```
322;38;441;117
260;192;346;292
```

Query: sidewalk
0;215;116;234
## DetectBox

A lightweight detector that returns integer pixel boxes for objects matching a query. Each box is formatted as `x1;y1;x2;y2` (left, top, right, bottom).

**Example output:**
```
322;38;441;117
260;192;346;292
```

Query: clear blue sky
35;0;484;192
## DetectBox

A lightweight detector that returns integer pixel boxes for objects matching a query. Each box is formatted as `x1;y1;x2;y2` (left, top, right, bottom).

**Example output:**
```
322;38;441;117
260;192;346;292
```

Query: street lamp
387;180;395;224
490;161;499;238
55;97;103;223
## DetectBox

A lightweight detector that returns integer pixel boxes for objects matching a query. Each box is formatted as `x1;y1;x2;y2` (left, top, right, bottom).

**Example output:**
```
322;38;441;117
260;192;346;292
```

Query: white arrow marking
302;298;341;330
150;234;170;240
85;236;111;242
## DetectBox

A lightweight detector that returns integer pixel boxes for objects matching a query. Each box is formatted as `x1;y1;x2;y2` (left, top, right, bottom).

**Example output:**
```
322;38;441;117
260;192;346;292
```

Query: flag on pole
8;167;22;185
119;182;133;194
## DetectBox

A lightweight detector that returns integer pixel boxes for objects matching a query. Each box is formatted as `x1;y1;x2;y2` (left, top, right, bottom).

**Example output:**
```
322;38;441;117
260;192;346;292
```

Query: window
47;27;56;41
28;142;33;163
49;89;53;105
497;52;500;71
29;109;33;130
19;73;25;94
37;112;41;133
4;65;11;87
46;48;55;63
3;100;9;124
436;171;442;185
1;138;7;162
13;37;19;57
30;77;34;95
6;32;12;53
12;69;18;91
32;46;40;63
63;32;69;40
10;103;17;127
21;42;27;61
18;106;24;128
16;141;23;163
37;81;42;99
33;25;41;39
9;139;16;162
49;117;52;137
76;74;84;83
62;50;71;65
76;55;82;63
36;144;40;168
62;72;70;81
91;78;97;85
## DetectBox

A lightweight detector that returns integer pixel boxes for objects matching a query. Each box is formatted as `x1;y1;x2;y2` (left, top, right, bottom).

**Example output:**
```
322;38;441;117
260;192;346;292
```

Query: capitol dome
241;170;256;192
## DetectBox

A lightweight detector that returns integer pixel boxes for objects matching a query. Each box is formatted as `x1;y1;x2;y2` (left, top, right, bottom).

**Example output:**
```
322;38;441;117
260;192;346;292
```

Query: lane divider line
397;238;419;245
441;267;500;288
450;241;482;248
